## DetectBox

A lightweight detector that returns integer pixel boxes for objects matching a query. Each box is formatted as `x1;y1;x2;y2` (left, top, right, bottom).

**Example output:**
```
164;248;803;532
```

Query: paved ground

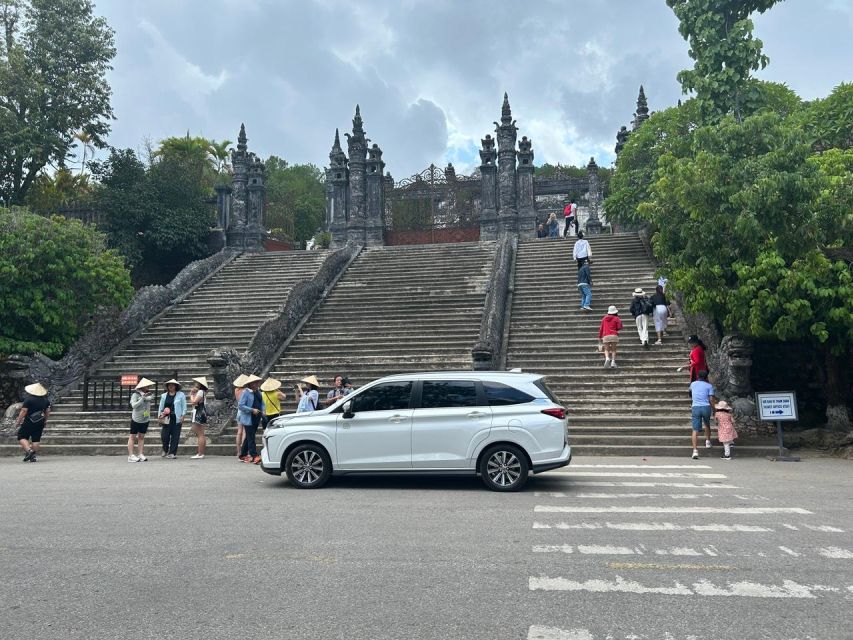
1;453;851;640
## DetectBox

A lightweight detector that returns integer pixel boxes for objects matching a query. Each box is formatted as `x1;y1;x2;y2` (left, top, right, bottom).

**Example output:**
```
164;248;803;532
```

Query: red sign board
120;375;139;387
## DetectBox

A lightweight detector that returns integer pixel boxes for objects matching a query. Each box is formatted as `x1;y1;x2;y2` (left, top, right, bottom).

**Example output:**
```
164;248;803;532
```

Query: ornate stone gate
324;95;604;246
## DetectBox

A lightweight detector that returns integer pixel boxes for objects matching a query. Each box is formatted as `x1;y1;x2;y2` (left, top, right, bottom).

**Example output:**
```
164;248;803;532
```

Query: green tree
0;207;132;357
0;0;115;205
25;168;92;215
264;156;325;246
645;111;852;429
208;138;232;175
666;0;778;123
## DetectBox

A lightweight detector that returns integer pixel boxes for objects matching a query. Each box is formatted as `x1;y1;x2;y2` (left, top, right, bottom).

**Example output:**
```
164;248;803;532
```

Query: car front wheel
480;444;529;492
284;444;332;489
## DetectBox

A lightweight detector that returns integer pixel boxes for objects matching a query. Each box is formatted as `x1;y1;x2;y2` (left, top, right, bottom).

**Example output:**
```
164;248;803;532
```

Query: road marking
654;547;703;556
534;506;812;515
806;524;845;533
527;626;818;640
567;481;740;489
554;471;728;479
569;464;713;469
818;547;853;559
527;627;594;640
533;521;773;532
779;546;800;557
535;491;733;500
529;576;846;598
608;561;733;571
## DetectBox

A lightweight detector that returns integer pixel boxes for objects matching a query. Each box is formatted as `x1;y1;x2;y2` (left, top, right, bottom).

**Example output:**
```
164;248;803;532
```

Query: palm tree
75;131;96;175
208;139;233;174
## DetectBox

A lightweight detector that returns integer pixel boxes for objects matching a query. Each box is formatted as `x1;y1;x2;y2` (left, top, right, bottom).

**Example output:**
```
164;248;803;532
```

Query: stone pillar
365;143;385;246
345;105;368;245
478;134;498;241
226;124;249;249
326;129;349;248
585;157;603;235
245;154;266;251
516;135;536;238
632;85;649;130
495;93;518;235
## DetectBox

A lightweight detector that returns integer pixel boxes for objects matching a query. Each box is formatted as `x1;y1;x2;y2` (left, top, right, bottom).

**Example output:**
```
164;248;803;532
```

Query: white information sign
755;391;798;422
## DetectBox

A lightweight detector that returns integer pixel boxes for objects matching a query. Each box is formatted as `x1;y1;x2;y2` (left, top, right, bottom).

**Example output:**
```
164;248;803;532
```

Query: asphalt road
1;453;851;640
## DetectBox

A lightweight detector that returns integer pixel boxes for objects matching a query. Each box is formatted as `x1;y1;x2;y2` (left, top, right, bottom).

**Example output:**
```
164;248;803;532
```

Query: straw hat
260;377;282;392
134;377;156;390
24;383;48;397
715;400;732;411
607;305;619;315
233;374;249;388
164;378;182;389
300;375;321;388
244;374;263;386
192;376;209;390
633;287;646;297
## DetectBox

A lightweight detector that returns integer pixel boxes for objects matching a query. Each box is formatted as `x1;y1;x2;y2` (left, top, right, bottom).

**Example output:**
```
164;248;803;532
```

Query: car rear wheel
284;444;332;489
480;444;529;492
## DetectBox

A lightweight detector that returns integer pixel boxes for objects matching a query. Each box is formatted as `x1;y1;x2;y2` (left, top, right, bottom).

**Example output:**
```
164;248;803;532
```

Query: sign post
755;391;800;462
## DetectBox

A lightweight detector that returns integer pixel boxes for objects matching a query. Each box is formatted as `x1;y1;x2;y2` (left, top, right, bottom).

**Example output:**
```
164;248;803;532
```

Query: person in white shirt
572;231;592;269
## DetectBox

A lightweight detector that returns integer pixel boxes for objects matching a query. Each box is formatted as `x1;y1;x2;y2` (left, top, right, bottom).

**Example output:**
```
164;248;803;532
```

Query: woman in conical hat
158;379;187;459
15;383;51;462
260;378;286;431
232;374;250;456
128;378;156;463
188;377;209;460
295;375;320;413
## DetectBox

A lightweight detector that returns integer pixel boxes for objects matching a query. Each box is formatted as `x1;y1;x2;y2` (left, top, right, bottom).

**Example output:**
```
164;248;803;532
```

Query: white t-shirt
573;238;591;260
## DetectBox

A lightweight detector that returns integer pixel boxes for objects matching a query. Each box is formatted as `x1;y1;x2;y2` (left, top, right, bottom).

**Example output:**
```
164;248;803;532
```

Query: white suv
260;371;571;491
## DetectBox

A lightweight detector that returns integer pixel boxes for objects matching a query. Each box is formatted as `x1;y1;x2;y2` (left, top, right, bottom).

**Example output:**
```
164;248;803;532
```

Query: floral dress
715;411;738;443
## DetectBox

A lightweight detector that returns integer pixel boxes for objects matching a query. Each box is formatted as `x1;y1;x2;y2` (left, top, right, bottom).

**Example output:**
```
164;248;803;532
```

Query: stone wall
0;250;235;410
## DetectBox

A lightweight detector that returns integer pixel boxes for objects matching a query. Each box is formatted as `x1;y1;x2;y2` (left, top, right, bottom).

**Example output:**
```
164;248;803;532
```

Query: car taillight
541;407;566;420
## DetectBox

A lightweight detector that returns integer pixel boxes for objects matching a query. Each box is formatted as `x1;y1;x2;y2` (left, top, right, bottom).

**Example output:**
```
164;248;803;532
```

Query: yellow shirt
262;390;281;416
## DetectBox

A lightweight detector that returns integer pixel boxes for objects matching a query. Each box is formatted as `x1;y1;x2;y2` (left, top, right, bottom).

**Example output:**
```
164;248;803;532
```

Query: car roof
372;371;544;384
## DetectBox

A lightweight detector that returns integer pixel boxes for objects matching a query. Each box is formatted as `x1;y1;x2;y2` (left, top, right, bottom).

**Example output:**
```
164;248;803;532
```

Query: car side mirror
343;400;354;419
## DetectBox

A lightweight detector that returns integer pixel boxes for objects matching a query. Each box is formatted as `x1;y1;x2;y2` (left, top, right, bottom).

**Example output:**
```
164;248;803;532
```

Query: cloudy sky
93;0;853;179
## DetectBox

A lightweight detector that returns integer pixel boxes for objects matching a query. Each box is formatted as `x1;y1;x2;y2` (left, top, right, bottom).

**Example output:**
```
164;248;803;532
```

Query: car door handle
467;411;487;419
388;414;404;423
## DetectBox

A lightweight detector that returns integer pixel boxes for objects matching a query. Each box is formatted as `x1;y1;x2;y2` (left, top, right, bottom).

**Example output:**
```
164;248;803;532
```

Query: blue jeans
691;405;712;431
578;283;592;308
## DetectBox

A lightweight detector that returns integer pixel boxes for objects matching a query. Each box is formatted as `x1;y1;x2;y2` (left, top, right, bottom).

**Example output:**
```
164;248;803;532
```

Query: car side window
483;381;534;406
351;382;412;412
421;380;479;409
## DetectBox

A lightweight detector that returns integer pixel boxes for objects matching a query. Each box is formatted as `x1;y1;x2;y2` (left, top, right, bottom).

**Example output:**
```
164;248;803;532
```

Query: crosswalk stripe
569;464;713;469
528;626;819;639
534;506;812;514
818;547;853;559
527;626;593;640
529;576;848;598
567;481;740;489
536;492;720;499
533;521;774;532
532;544;848;559
549;471;728;479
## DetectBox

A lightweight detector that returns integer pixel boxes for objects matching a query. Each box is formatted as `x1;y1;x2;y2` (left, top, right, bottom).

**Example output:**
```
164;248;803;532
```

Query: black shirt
22;395;50;426
650;292;668;306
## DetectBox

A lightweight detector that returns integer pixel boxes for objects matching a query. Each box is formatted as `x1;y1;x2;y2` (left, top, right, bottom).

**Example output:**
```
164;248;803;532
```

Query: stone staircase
506;234;777;458
266;241;496;410
1;251;330;456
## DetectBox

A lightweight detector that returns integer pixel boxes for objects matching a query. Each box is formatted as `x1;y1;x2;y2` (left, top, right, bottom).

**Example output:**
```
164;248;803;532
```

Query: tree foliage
0;0;115;205
24;168;92;215
264;156;325;246
667;0;778;123
0;206;132;357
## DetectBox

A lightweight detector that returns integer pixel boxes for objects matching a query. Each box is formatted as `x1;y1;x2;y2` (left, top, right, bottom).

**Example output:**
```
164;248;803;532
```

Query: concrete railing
472;233;516;370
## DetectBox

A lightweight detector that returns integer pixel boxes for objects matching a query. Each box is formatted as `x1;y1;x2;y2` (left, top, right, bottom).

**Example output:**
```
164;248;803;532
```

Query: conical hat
134;378;156;390
24;383;48;397
300;375;321;387
192;376;209;389
244;374;262;385
164;378;182;389
260;378;282;392
233;374;249;388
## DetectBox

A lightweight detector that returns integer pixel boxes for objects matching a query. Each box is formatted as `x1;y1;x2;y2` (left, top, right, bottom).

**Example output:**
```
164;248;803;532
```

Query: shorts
130;419;149;434
17;422;44;443
602;335;619;345
691;405;712;431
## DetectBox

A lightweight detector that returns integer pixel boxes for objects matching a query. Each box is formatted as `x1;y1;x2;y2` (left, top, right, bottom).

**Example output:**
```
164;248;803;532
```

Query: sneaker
692;450;699;460
161;451;168;458
655;340;663;345
243;456;255;464
128;455;139;463
610;360;617;368
191;454;205;459
583;306;593;311
23;450;34;462
603;358;610;367
238;455;249;462
721;454;732;460
705;439;712;449
166;454;176;459
29;454;38;462
138;454;147;462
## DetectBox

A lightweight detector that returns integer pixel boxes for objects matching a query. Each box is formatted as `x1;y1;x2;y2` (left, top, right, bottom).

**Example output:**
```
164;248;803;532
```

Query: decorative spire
352;104;364;134
587;156;599;171
501;92;512;125
615;126;630;155
634;85;649;129
332;128;342;152
237;123;247;151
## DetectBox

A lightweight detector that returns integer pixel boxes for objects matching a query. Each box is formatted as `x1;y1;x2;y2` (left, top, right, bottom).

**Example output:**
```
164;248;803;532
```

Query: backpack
642;296;654;315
